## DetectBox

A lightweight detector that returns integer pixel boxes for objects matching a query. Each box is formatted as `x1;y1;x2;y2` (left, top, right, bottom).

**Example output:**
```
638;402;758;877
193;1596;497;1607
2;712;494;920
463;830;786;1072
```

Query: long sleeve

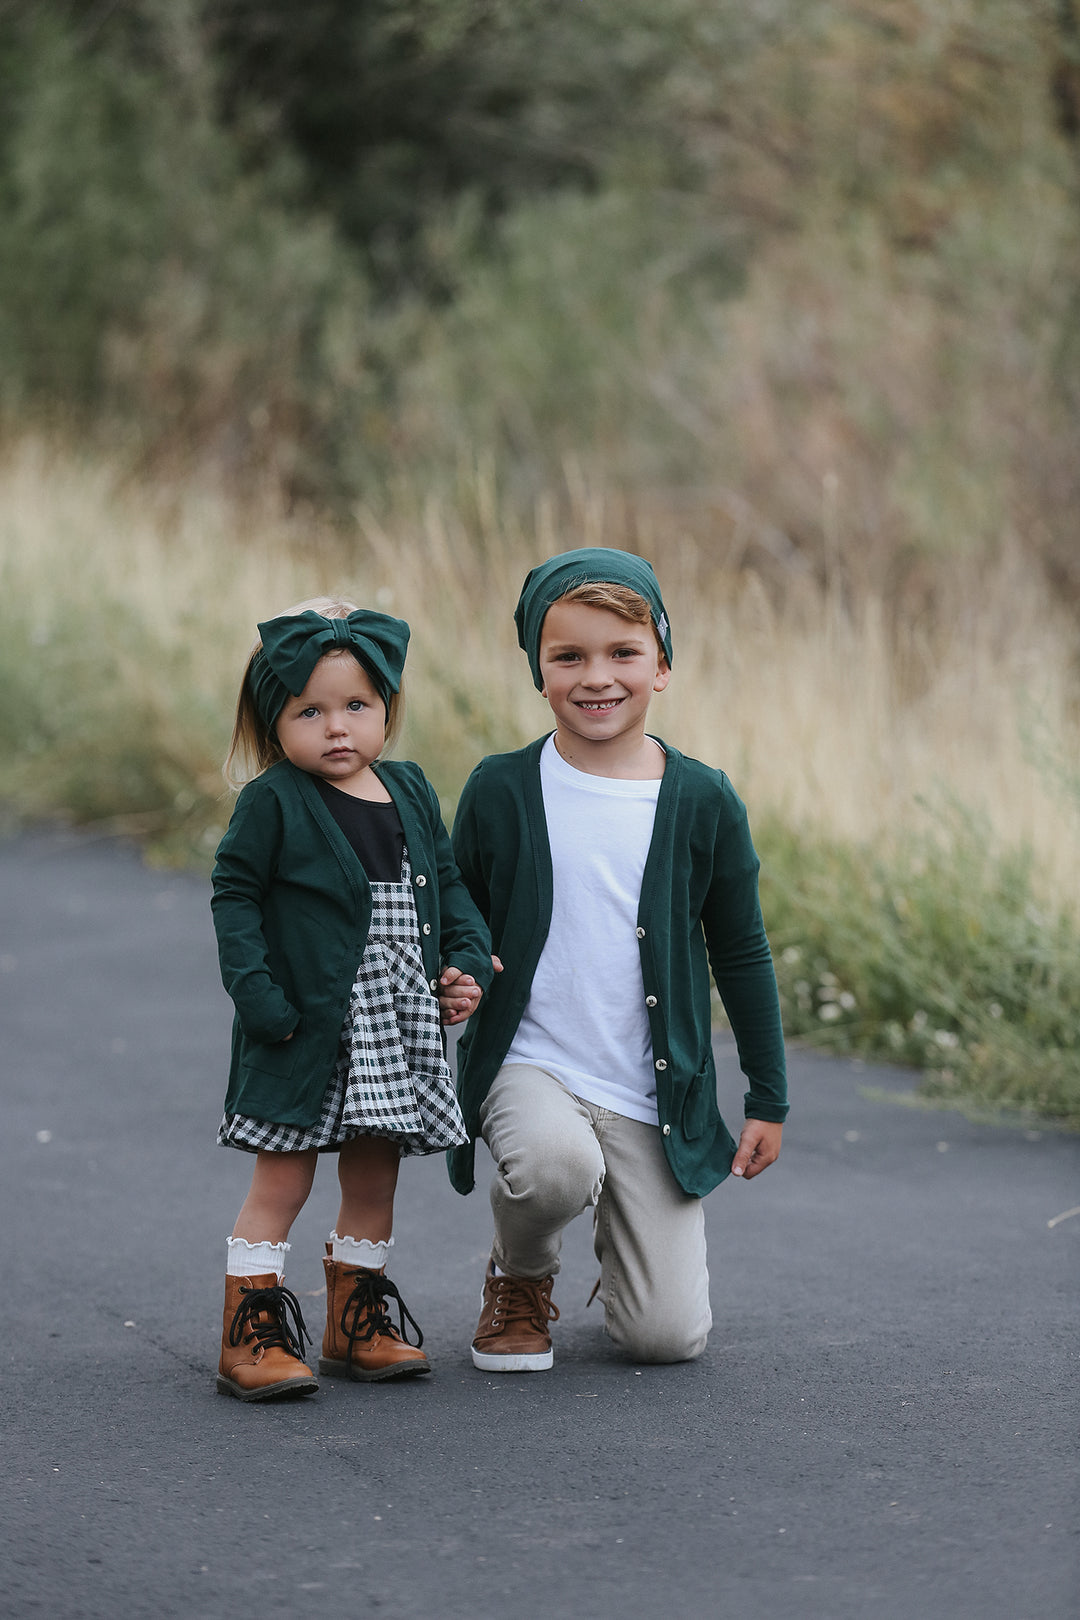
699;800;788;1123
210;788;300;1045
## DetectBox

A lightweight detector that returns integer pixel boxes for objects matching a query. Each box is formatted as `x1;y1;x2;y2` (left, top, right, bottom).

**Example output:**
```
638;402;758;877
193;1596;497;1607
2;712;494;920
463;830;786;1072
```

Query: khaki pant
479;1063;712;1363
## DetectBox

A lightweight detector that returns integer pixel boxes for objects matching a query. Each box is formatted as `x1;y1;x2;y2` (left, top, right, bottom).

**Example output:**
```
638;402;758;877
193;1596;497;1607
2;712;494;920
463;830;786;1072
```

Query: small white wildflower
819;971;838;988
910;1009;928;1032
838;991;856;1010
988;1002;1003;1020
819;1002;842;1022
934;1029;960;1050
885;1022;905;1049
781;946;801;966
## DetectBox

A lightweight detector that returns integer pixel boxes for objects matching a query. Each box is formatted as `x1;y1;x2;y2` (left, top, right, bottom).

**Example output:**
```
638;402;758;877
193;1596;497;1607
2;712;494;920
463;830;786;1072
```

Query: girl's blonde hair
557;580;669;664
224;595;406;788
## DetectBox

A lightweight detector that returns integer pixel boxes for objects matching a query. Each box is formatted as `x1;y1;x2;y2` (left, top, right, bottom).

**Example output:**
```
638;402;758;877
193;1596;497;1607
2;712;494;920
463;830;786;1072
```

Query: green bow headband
249;609;411;728
514;547;673;691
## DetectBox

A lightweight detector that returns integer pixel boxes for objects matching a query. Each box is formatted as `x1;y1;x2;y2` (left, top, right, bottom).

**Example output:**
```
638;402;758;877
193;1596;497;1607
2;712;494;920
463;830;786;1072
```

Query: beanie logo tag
656;612;668;641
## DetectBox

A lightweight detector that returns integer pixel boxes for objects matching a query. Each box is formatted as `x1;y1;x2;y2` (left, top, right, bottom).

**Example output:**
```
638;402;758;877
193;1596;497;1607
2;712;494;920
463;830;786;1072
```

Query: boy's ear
653;661;672;694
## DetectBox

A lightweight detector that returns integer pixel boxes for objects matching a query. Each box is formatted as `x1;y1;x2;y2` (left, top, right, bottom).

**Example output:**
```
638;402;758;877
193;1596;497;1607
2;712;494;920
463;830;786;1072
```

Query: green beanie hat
514;547;672;691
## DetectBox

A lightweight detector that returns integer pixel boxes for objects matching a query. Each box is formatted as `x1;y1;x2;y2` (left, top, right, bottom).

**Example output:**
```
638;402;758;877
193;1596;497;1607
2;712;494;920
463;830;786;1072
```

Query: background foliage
1;0;1078;1121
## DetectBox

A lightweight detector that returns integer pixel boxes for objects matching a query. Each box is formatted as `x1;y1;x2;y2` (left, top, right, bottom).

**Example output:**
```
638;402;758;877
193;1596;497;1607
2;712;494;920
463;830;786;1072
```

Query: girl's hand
438;968;482;1026
731;1119;783;1180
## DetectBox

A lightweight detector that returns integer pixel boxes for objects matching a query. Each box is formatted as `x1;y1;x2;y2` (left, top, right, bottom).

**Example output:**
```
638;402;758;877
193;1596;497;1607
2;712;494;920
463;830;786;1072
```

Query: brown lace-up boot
471;1259;559;1371
217;1273;319;1401
319;1253;431;1381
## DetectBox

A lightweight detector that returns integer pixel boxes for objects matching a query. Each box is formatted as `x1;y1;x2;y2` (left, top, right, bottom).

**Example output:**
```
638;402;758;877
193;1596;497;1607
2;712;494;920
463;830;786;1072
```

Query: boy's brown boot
319;1253;431;1381
471;1260;559;1372
217;1273;319;1401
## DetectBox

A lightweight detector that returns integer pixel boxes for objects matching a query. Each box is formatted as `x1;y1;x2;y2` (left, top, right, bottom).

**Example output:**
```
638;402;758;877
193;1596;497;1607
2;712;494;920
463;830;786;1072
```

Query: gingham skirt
219;855;468;1157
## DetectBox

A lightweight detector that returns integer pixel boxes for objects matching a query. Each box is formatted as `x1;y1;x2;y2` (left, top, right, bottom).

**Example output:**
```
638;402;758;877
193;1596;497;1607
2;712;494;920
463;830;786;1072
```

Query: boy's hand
438;968;482;1026
731;1119;783;1180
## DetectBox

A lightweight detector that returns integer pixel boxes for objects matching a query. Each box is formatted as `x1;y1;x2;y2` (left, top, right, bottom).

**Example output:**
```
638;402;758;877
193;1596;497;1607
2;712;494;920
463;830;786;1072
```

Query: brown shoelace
489;1273;560;1333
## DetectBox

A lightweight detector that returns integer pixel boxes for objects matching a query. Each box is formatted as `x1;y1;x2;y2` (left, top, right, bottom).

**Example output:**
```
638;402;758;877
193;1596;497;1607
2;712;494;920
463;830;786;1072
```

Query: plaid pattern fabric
220;852;467;1157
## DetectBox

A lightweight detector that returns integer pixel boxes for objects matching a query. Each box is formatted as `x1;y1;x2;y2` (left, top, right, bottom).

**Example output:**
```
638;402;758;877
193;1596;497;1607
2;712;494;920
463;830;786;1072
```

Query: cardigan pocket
242;1035;302;1079
679;1065;720;1141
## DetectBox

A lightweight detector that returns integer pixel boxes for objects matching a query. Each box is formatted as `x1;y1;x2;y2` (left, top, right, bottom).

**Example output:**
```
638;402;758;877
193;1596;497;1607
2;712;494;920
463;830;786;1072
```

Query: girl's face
274;654;388;795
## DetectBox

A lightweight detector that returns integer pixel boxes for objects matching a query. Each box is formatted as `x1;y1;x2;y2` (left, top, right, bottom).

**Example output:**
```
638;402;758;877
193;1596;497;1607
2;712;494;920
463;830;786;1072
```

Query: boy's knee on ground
605;1297;710;1364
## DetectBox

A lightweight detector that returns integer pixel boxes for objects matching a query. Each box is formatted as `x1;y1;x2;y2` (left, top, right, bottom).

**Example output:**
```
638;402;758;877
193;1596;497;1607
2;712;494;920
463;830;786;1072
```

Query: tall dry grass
3;437;1078;1118
1;438;1076;889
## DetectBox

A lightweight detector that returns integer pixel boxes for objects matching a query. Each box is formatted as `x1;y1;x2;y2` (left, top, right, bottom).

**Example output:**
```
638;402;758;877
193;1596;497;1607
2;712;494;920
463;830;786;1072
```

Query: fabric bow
249;609;411;728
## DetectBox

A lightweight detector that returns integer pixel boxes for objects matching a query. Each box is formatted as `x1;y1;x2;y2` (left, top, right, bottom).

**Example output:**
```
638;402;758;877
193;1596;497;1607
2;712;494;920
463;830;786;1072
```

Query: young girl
211;597;492;1401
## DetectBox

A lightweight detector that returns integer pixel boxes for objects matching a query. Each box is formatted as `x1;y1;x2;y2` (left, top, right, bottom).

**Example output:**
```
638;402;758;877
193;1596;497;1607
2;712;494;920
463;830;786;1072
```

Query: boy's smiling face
537;598;670;765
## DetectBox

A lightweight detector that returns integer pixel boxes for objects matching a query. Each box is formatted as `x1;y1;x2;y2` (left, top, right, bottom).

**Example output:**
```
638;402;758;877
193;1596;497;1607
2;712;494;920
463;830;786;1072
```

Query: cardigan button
429;978;438;992
635;926;646;939
415;874;427;886
654;1058;667;1071
645;995;657;1008
422;922;432;935
662;1124;671;1137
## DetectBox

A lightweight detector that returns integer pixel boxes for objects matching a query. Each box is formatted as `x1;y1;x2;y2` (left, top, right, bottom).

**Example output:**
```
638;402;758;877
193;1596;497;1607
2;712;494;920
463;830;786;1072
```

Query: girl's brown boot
217;1273;319;1401
319;1253;430;1381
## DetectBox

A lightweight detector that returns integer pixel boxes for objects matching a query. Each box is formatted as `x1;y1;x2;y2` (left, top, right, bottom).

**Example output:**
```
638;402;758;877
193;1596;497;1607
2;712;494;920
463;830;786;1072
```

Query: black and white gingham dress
219;851;468;1157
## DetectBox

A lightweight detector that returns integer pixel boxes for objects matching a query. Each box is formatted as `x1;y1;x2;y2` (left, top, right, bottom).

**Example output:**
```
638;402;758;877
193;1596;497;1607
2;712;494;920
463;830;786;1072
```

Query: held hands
731;1119;783;1180
438;956;503;1027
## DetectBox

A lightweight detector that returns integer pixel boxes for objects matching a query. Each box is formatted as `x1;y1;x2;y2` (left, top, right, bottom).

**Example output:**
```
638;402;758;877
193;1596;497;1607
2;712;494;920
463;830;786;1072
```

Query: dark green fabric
251;609;411;726
211;757;493;1128
449;736;787;1199
514;547;673;690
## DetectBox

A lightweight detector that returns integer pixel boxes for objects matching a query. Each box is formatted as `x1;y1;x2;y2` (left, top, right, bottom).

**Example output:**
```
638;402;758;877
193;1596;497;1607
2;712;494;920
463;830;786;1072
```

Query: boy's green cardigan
211;757;493;1129
449;736;787;1199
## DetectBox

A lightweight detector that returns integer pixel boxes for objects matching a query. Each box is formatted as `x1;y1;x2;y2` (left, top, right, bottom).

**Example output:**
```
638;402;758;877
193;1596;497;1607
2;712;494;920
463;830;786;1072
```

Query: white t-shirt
504;734;663;1125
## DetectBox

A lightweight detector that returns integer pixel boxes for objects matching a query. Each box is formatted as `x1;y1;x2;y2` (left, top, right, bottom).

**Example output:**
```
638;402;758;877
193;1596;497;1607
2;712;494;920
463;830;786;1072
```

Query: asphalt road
1;828;1077;1620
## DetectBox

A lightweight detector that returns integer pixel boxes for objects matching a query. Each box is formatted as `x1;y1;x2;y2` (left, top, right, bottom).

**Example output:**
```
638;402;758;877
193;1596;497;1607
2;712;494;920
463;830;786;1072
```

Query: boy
444;548;787;1368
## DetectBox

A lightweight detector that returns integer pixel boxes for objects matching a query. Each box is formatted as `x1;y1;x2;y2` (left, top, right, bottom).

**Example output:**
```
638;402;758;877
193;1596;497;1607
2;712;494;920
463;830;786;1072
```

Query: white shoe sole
471;1345;553;1372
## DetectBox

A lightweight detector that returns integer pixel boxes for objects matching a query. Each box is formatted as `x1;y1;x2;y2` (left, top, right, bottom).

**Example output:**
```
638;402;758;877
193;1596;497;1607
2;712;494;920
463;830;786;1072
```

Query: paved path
1;829;1077;1619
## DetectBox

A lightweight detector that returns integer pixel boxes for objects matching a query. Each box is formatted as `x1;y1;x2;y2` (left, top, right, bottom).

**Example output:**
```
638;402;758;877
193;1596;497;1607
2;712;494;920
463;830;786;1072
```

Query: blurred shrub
760;803;1080;1126
1;0;1079;598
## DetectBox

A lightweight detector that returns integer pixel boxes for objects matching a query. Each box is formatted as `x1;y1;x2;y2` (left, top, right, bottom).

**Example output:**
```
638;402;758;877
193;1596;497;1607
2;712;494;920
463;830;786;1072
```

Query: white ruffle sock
330;1231;394;1270
226;1236;289;1280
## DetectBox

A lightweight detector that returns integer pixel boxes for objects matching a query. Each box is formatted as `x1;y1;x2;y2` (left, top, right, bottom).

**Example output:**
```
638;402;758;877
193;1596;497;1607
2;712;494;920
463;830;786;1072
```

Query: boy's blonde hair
557;581;669;664
224;595;405;788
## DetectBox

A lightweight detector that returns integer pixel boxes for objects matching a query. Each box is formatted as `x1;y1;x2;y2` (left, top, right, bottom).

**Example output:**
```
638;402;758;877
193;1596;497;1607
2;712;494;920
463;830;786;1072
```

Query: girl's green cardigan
211;757;493;1129
448;736;787;1198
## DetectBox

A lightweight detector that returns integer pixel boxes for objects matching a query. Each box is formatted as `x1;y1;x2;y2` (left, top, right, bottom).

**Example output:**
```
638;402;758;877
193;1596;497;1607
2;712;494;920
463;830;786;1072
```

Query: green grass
758;806;1080;1127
